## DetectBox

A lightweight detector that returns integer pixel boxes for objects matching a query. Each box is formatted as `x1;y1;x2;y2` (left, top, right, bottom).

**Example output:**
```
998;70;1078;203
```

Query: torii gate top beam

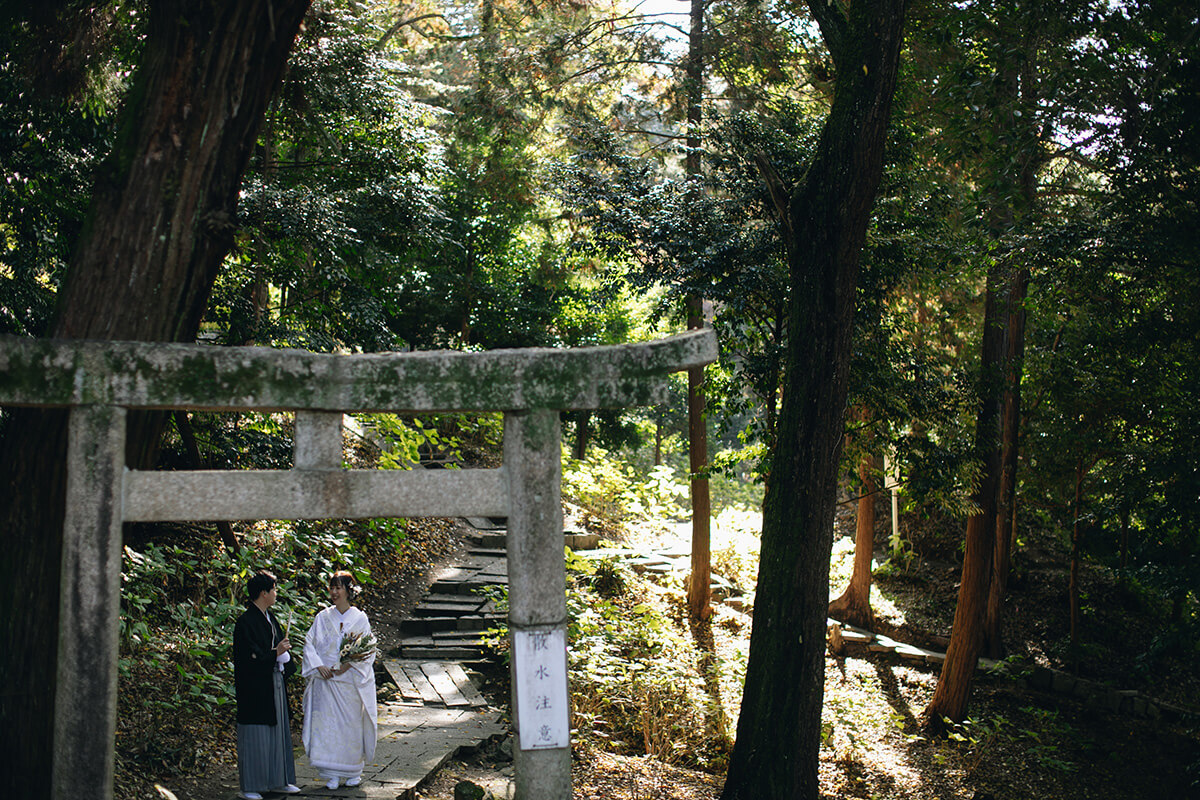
0;331;717;412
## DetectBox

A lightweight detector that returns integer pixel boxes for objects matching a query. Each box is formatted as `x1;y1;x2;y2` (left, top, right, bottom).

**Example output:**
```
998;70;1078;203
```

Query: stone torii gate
0;330;717;800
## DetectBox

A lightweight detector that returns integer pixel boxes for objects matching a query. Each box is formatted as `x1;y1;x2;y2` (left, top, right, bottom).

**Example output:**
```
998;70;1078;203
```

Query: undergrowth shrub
480;550;729;770
564;551;726;770
562;445;689;529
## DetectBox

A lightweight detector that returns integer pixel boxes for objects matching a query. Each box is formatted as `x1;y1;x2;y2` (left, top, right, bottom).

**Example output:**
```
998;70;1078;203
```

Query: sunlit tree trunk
0;3;309;795
984;267;1028;657
923;262;1007;727
927;6;1045;715
829;409;877;630
685;0;712;623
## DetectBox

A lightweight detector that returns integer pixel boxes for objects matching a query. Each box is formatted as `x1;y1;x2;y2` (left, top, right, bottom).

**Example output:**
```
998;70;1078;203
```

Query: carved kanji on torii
0;330;717;800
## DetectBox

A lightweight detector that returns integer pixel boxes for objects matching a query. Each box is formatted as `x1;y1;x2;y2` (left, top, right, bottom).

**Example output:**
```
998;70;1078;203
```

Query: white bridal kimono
302;605;378;780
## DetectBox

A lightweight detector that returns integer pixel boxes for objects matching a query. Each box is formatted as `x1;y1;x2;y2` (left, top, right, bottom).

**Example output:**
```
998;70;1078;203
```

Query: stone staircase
396;518;512;661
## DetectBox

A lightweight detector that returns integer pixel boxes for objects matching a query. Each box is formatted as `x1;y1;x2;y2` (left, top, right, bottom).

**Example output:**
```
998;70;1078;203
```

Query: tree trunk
721;2;908;796
1069;458;1085;651
0;3;309;796
926;1;1048;715
829;452;877;630
923;261;1008;727
684;0;712;623
984;267;1028;658
572;411;591;461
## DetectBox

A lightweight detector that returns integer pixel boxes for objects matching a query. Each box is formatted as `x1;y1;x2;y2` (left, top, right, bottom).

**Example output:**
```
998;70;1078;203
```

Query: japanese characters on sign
513;627;569;750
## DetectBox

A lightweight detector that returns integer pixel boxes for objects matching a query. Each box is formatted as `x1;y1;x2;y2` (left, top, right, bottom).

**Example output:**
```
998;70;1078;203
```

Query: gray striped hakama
237;670;297;794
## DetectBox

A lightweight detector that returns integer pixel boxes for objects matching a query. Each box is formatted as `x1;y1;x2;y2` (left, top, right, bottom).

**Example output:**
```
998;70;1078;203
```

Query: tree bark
721;1;908;796
0;3;309;795
923;263;1008;726
572;410;591;460
684;0;712;623
984;266;1028;657
829;451;877;630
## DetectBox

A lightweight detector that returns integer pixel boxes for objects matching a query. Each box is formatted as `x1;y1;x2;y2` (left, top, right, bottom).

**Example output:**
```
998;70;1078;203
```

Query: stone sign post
0;330;718;800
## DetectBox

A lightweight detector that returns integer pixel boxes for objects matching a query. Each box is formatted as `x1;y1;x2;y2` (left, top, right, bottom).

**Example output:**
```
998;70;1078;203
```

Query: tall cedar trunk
1069;459;1085;650
984;267;1028;657
684;0;712;622
0;3;309;795
927;7;1047;711
974;8;1043;664
829;451;877;629
924;266;1008;725
721;1;908;796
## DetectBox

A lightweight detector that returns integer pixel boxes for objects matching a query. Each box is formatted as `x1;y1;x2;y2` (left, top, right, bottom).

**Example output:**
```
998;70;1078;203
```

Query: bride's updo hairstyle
330;570;357;600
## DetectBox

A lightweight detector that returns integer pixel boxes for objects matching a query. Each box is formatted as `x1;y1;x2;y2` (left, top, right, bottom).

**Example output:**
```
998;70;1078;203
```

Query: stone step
415;592;489;607
564;532;601;550
400;644;487;661
432;630;488;644
465;516;508;531
430;579;497;596
401;614;504;636
470;532;508;549
398;635;489;653
401;616;460;634
413;601;488;617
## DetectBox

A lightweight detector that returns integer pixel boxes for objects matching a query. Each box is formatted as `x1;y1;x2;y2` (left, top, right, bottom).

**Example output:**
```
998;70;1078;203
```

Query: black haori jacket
233;604;296;725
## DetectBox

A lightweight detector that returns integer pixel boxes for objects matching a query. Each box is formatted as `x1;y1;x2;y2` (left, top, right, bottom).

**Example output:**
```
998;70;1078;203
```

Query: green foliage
480;550;731;769
210;1;449;352
157;412;294;472
1014;0;1200;637
562;444;690;527
939;708;1081;776
364;413;462;469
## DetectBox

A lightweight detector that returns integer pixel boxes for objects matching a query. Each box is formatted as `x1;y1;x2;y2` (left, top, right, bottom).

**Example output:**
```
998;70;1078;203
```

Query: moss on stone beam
0;331;718;413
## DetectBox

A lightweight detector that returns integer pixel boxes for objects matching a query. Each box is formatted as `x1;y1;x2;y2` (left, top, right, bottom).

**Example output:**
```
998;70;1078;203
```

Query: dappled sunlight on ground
821;656;955;799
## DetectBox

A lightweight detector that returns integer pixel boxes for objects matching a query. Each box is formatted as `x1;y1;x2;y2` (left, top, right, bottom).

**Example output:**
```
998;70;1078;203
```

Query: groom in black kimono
232;570;301;800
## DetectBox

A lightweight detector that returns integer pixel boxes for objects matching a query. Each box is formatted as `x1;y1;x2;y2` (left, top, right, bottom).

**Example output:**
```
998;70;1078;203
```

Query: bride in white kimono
302;571;378;789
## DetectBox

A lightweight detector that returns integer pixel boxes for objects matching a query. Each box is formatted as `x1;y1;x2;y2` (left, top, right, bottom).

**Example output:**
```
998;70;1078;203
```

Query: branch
620;128;690;141
375;12;451;49
755;153;791;222
805;0;850;64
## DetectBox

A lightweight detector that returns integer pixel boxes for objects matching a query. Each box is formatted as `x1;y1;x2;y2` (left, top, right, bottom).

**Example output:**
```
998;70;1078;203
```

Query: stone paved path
285;698;505;799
